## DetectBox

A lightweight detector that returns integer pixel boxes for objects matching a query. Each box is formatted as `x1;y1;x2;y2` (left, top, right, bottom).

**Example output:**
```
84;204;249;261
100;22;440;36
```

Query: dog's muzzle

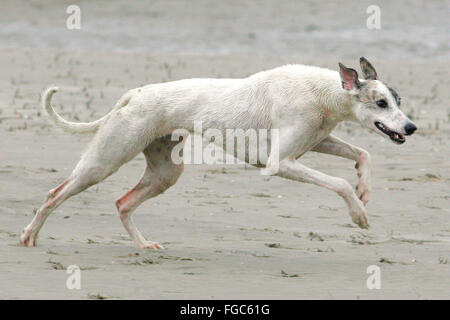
404;122;417;136
375;121;406;144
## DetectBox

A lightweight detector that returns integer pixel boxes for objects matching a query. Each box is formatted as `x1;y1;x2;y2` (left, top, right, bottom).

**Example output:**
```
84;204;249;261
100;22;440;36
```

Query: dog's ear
338;62;360;92
359;57;378;80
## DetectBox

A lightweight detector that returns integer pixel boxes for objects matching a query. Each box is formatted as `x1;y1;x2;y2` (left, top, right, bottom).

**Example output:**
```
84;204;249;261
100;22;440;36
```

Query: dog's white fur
20;59;415;249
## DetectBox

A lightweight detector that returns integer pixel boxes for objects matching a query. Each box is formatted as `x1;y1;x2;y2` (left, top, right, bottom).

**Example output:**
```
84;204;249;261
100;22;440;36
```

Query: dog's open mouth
375;122;405;144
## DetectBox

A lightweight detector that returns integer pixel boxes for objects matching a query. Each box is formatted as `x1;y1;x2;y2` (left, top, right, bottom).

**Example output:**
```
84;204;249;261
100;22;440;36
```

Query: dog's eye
376;99;388;108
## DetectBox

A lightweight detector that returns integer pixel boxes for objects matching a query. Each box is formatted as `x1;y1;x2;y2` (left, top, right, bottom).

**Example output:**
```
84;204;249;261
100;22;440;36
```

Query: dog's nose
404;122;417;135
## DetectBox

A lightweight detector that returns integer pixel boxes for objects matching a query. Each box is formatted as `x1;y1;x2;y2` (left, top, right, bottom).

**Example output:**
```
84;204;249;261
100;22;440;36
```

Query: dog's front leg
312;134;371;205
277;159;369;229
260;126;303;176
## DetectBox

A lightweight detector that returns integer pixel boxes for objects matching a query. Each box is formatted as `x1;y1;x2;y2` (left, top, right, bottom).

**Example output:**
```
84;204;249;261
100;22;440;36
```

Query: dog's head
338;57;417;144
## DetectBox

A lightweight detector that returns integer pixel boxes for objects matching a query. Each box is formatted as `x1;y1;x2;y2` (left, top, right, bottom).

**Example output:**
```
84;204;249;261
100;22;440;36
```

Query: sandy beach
0;0;448;299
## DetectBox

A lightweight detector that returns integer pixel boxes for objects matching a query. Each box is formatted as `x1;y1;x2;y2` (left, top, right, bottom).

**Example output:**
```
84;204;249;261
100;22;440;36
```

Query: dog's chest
294;121;337;159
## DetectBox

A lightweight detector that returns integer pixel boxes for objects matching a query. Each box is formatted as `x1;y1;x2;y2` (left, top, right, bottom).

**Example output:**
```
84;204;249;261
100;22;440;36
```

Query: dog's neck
312;73;359;124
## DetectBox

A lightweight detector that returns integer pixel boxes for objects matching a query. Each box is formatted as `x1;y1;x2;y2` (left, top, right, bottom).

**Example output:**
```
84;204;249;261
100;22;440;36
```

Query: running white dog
20;57;417;249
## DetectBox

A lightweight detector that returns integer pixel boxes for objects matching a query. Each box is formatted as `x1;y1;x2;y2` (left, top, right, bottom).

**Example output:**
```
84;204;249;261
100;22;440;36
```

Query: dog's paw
356;183;370;205
352;214;370;229
137;241;165;250
349;203;370;229
20;231;38;247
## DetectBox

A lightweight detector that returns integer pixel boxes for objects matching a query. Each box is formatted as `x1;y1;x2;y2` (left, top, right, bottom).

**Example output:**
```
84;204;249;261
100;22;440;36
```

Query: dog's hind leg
20;162;108;247
311;134;371;204
115;135;185;249
20;117;153;247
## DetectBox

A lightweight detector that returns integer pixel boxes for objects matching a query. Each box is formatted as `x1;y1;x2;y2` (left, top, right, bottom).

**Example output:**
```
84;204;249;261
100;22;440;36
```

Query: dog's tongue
394;133;405;140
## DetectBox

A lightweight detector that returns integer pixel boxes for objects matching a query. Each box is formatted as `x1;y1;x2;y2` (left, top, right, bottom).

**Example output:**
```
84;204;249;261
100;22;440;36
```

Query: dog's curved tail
42;86;131;134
